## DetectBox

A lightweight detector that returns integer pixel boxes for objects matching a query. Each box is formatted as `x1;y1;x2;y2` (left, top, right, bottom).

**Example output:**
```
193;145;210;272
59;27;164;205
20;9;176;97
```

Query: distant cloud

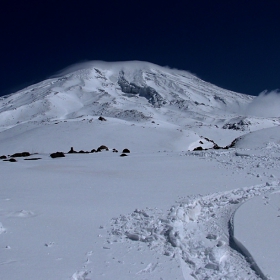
244;90;280;117
50;60;197;79
50;60;94;77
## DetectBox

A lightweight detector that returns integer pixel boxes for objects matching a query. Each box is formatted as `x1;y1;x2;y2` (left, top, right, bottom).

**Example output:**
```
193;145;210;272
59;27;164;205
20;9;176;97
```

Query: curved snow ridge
108;182;279;279
229;233;268;280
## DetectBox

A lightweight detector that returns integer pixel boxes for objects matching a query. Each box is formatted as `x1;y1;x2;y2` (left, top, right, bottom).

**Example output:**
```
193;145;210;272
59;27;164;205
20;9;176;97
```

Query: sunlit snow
0;61;279;279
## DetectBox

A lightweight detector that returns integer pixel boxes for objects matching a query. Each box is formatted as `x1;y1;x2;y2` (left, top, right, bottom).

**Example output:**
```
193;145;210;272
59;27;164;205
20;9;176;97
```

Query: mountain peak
0;61;254;128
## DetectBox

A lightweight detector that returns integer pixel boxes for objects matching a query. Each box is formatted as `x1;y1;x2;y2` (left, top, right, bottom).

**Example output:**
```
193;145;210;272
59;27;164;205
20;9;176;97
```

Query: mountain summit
0;61;252;127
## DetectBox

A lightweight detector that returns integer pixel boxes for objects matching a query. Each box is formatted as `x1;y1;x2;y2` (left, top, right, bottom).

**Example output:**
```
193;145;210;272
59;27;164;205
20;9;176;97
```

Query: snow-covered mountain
0;61;254;126
1;61;279;151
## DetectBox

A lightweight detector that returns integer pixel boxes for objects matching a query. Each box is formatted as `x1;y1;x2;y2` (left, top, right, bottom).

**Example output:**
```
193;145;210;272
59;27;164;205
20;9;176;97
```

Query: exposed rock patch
4;158;17;162
11;152;31;158
98;116;107;121
120;153;128;157
118;70;166;108
97;145;109;152
193;146;203;151
223;119;251;131
68;147;77;154
50;152;65;158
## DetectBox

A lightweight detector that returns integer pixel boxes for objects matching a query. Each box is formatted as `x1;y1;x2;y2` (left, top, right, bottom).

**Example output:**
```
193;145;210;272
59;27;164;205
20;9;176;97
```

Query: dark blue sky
1;1;279;96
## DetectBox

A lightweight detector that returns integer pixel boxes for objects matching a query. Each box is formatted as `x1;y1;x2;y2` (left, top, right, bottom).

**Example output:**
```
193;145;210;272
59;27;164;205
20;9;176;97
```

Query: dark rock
213;144;221;149
0;155;7;159
122;148;130;153
118;71;166;108
120;153;128;157
50;152;65;158
68;147;77;154
193;146;203;151
97;145;109;152
11;152;31;158
227;138;239;148
199;141;203;144
78;150;86;153
222;119;251;131
90;149;97;153
98;116;107;121
203;137;215;144
9;158;17;162
24;158;42;161
206;233;217;240
112;149;118;153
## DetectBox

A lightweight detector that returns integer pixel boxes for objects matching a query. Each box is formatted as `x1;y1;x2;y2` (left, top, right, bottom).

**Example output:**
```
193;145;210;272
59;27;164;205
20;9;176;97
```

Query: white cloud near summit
244;90;280;118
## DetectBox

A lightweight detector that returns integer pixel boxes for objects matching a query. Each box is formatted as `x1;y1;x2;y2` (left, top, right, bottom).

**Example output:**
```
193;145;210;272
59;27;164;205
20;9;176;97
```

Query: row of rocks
50;147;131;159
193;137;238;151
0;152;41;162
67;146;130;154
1;146;131;162
1;152;31;159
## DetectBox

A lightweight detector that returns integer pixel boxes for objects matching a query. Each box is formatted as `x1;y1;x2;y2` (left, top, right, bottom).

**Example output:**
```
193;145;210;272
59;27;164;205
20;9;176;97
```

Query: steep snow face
0;61;254;129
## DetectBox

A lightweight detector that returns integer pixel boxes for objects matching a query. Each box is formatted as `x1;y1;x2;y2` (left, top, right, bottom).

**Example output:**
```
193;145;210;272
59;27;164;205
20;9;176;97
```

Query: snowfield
0;61;279;279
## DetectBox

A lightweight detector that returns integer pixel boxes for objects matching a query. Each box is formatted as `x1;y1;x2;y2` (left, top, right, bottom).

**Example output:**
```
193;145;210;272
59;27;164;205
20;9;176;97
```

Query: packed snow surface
0;61;280;279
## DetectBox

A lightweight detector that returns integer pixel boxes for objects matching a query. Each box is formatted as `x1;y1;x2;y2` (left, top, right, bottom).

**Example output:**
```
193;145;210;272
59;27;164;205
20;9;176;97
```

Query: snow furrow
108;183;279;279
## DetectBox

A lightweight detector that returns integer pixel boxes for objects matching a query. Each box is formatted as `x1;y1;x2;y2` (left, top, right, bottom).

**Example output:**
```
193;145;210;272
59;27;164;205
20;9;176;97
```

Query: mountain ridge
0;61;253;127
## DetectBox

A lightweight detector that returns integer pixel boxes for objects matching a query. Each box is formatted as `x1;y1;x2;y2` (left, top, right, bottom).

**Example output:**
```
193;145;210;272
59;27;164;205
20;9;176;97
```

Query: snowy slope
235;190;280;279
0;61;280;280
234;125;280;149
0;61;254;128
1;61;279;151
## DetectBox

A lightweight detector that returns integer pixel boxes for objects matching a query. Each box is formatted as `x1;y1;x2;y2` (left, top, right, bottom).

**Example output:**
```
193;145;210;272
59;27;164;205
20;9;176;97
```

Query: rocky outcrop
98;116;107;121
11;152;31;158
223;119;251;131
192;136;238;151
3;158;17;162
193;146;204;151
50;152;65;158
97;145;109;152
118;71;166;108
68;147;77;154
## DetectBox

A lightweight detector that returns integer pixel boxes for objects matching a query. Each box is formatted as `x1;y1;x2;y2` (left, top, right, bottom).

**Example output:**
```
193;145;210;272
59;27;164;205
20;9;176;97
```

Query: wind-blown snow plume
244;90;280;117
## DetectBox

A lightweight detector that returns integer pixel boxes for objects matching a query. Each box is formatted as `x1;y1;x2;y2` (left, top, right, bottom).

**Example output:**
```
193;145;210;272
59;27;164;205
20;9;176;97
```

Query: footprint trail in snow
108;182;279;279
